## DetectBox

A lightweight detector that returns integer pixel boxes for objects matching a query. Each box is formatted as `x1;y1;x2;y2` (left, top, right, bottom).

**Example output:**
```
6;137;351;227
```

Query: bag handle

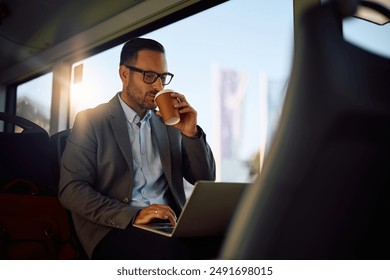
1;179;39;195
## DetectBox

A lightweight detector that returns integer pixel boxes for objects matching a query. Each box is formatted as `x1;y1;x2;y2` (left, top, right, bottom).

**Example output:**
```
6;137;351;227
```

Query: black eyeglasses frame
124;65;174;85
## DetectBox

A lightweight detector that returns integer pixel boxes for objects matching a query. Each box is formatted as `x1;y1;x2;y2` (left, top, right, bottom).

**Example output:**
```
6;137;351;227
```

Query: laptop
133;180;249;237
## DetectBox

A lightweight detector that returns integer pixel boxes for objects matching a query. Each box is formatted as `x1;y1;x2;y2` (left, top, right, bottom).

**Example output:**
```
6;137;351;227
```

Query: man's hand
134;204;177;226
156;92;198;137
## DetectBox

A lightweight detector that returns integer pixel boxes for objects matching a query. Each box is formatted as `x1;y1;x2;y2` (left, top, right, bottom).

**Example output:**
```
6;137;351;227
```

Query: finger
134;204;178;225
171;92;187;102
153;204;177;220
174;101;189;109
167;214;177;226
151;208;177;226
134;209;155;225
149;204;177;223
176;106;196;114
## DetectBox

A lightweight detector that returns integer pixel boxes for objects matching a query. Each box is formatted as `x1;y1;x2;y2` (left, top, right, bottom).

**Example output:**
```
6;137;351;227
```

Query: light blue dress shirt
118;94;169;208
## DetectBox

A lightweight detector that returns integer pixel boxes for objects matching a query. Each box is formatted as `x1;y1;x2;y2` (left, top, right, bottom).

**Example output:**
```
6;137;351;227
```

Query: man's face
121;50;167;116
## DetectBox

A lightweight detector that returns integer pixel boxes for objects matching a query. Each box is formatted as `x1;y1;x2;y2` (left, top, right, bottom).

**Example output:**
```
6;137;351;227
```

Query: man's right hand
133;204;177;226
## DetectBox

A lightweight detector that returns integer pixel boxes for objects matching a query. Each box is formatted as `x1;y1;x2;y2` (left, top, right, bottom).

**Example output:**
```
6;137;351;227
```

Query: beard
124;81;158;112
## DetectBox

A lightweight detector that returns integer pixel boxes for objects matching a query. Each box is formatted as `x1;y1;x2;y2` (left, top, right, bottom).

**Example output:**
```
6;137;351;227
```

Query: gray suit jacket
58;95;215;258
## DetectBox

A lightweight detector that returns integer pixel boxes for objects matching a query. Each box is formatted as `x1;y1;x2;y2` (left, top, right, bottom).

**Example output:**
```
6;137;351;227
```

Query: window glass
70;0;294;182
16;72;53;133
343;16;390;58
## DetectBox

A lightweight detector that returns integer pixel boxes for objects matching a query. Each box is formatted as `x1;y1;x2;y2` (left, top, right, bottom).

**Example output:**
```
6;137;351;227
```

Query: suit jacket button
123;197;129;203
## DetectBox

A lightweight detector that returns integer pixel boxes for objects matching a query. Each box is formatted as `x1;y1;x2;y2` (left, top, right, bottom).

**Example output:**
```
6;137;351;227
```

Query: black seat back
49;129;71;187
48;128;87;259
0;112;55;194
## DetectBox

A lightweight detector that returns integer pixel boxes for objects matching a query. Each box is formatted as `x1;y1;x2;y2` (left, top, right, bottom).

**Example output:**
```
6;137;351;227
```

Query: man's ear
119;65;129;82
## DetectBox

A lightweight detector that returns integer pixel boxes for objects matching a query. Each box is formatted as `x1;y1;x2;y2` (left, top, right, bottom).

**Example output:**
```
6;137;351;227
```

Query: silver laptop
133;180;248;237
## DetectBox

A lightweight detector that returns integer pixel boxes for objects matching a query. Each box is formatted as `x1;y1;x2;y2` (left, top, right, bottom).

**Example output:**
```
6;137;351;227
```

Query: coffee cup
154;89;180;125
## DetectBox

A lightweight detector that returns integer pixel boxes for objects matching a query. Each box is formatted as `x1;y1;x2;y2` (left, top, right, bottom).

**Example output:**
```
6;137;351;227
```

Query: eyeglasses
124;65;174;85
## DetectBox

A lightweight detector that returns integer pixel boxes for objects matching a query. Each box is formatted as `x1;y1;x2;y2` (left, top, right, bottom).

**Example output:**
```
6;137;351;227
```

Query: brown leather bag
0;179;78;259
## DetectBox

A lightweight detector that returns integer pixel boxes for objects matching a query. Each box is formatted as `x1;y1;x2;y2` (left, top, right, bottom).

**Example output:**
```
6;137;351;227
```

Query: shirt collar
118;93;152;125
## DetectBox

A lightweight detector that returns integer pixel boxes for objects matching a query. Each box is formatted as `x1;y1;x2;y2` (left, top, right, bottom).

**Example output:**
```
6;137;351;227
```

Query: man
58;38;216;259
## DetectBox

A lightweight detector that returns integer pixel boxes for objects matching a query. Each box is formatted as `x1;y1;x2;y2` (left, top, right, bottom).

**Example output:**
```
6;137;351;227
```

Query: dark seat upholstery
49;129;71;187
221;1;390;259
0;112;55;194
49;128;88;259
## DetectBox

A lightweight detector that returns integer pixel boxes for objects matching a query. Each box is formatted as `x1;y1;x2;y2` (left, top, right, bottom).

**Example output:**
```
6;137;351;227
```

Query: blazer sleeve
58;108;140;229
181;125;216;184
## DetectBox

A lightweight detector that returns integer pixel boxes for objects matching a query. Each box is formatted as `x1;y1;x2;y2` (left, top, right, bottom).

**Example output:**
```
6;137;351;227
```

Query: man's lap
92;225;222;260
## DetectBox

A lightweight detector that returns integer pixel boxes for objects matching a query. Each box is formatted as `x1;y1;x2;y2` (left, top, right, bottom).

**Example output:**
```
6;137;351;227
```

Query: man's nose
152;77;164;91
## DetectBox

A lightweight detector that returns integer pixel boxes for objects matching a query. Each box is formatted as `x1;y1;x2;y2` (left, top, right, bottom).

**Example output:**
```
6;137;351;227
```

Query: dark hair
119;38;165;66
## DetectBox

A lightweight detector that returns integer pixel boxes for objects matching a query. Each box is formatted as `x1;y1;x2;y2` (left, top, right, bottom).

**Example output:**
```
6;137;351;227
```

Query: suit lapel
108;96;134;173
150;114;186;210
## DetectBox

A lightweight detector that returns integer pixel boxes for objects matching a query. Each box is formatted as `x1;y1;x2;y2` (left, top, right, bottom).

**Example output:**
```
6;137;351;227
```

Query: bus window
69;0;294;182
16;72;53;133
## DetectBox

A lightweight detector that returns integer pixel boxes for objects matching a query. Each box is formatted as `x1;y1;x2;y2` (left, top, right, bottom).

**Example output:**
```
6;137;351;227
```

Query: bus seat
221;0;390;259
49;128;88;259
0;112;55;195
49;129;71;187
